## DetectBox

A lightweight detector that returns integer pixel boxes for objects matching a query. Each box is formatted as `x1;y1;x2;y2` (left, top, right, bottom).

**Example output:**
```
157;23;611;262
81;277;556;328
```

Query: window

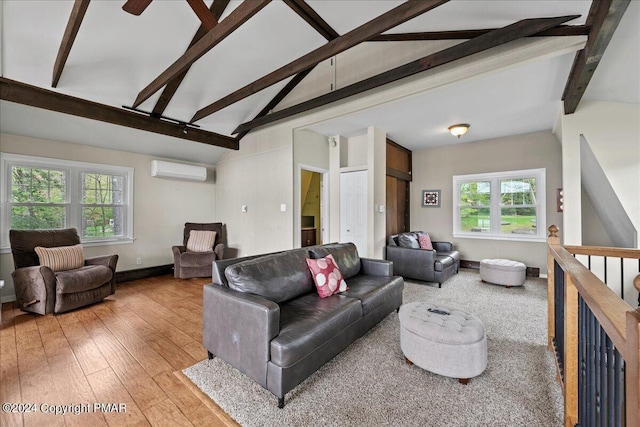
1;153;134;250
453;168;546;242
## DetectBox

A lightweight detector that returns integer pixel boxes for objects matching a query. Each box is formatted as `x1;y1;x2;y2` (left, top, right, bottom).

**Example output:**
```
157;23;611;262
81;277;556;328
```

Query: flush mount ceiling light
448;123;470;138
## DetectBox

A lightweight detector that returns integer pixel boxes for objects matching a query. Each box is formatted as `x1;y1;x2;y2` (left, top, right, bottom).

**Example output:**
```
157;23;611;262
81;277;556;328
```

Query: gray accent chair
204;242;403;408
172;222;225;279
9;228;118;315
385;231;460;287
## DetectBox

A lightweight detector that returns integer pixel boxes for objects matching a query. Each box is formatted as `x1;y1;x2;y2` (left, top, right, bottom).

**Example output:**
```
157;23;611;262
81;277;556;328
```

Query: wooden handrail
565;245;640;259
549;243;634;360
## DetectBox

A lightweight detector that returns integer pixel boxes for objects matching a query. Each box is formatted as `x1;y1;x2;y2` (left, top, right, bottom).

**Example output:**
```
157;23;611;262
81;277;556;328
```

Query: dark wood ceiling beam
192;0;451;122
237;0;338;140
186;0;218;31
562;0;630;114
235;66;315;140
233;15;579;135
122;0;152;15
370;25;589;41
52;0;91;88
283;0;339;41
0;77;238;150
132;0;270;108
151;0;230;116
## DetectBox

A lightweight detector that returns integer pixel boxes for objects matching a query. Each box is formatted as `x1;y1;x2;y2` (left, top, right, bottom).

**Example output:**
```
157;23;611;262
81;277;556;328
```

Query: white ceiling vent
151;160;207;182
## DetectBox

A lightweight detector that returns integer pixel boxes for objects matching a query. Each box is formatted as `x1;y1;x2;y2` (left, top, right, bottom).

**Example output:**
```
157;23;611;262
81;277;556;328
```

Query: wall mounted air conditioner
151;160;207;182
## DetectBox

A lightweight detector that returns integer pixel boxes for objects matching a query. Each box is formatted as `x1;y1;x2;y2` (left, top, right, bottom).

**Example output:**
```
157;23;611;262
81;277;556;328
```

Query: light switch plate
241;205;248;213
280;204;287;212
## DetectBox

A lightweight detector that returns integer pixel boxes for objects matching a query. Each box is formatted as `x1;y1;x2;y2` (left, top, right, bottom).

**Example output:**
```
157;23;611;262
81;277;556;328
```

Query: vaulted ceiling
1;0;637;164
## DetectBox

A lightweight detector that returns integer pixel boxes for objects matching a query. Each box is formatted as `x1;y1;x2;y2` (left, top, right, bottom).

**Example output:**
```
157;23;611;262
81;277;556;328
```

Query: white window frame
452;168;546;242
1;153;134;252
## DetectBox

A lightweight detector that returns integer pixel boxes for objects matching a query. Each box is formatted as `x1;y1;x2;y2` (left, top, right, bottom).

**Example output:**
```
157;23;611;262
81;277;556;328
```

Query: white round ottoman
480;258;526;287
399;301;487;384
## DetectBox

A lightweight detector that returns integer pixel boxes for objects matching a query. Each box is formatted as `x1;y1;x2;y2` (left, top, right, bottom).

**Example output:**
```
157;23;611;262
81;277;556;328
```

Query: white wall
214;126;294;257
559;100;640;246
411;130;564;274
0;133;216;302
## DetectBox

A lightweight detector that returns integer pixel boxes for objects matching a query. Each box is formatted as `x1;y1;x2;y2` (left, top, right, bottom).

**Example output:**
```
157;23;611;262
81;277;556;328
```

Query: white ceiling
1;0;638;163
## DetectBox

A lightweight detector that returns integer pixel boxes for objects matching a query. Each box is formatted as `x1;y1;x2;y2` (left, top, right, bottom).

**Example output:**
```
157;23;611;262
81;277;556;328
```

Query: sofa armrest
385;245;436;280
85;254;118;271
214;243;225;260
360;258;393;277
203;284;280;387
432;241;453;252
12;266;56;314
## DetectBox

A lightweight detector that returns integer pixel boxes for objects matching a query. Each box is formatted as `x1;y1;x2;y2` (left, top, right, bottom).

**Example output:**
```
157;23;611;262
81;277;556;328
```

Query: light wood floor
0;275;238;427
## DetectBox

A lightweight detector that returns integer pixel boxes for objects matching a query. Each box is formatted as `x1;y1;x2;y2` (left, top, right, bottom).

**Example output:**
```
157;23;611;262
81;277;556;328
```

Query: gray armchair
9;228;118;315
385;231;460;287
172;222;225;279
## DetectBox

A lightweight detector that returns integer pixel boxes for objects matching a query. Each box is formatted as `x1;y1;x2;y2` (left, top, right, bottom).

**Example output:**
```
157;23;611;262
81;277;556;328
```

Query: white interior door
340;170;368;257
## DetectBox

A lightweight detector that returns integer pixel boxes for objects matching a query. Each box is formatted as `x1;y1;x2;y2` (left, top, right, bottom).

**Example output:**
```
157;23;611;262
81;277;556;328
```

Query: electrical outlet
136;258;142;265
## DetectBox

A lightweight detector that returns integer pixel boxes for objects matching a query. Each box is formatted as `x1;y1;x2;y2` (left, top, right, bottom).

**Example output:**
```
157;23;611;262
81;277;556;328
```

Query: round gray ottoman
480;258;526;287
399;301;487;384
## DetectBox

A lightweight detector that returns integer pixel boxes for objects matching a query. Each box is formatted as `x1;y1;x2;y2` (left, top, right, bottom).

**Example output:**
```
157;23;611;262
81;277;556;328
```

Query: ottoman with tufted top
399;301;487;384
480;258;526;287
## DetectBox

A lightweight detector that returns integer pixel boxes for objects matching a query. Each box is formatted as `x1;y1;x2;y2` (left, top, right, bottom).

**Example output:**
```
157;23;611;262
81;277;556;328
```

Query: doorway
340;170;368;257
386;139;412;237
301;169;328;246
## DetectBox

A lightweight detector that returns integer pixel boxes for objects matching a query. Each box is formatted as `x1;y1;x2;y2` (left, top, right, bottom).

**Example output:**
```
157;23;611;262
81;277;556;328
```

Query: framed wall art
422;189;441;207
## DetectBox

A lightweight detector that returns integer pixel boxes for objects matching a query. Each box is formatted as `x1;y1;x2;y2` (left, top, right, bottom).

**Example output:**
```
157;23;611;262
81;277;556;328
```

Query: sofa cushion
341;275;404;315
225;248;313;303
35;244;85;272
186;230;216;252
270;292;362;367
397;233;420;249
306;254;348;298
55;265;113;294
307;243;361;280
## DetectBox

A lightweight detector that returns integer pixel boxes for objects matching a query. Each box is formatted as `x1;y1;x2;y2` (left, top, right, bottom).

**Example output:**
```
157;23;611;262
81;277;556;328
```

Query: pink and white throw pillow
418;232;433;250
306;254;349;298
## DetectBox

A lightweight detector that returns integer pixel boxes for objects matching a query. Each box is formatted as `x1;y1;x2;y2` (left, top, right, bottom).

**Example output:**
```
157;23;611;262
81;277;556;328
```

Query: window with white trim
1;153;134;249
453;168;546;242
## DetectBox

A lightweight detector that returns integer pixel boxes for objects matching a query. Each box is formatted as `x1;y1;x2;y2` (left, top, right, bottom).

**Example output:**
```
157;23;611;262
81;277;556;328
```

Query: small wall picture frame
422;189;441;207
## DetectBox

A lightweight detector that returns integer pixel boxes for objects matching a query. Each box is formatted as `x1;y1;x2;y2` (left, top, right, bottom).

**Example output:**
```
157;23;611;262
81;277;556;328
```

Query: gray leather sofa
385;231;460;288
203;242;403;408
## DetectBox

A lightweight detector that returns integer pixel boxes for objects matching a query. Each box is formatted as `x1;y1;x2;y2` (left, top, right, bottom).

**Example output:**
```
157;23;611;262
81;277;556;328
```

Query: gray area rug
183;270;563;426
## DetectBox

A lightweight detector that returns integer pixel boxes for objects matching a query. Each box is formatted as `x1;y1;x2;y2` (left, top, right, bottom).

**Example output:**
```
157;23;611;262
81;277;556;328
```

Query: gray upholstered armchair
172;222;225;279
9;228;118;315
385;231;460;288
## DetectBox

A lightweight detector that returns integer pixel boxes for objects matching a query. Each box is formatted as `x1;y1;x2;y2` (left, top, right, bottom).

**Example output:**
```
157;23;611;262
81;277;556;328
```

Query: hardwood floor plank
81;310;168;411
175;371;238;427
90;304;174;378
14;312;66;427
0;307;23;427
143;398;193;427
2;276;232;426
86;367;151;427
35;315;108;427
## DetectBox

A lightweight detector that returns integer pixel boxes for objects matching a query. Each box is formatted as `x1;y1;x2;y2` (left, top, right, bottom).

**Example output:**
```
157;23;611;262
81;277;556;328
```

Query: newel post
626;310;640;426
548;225;560;350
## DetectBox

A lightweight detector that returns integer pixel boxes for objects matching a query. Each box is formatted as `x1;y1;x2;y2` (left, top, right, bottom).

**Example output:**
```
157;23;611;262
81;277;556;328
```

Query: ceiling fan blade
122;0;153;16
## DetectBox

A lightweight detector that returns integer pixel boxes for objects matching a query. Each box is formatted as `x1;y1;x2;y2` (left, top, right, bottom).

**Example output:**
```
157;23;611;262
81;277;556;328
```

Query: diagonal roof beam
52;0;91;87
283;0;339;41
370;25;589;41
132;0;270;108
0;77;238;150
151;0;230;116
192;0;451;122
237;1;339;140
233;15;580;135
186;0;219;31
562;0;630;114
